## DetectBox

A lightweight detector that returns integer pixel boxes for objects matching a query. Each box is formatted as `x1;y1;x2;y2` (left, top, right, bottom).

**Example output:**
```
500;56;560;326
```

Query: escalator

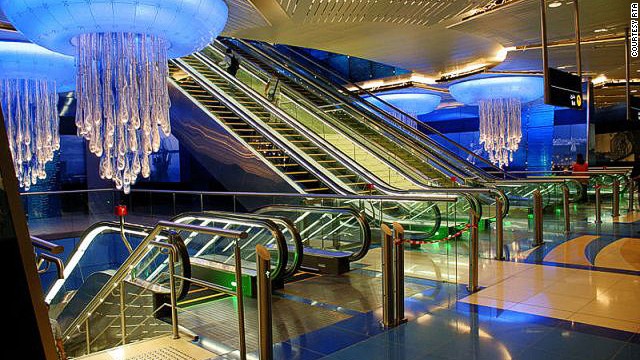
219;38;484;185
45;213;295;356
42;204;380;356
209;39;580;213
169;60;365;194
169;55;446;238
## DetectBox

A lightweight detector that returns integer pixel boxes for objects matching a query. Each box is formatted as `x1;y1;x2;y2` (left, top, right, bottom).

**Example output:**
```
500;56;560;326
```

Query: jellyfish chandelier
1;0;229;193
0;42;74;190
449;76;544;168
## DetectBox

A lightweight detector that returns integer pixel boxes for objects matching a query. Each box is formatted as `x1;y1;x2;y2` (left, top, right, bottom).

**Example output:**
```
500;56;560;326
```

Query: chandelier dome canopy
366;91;441;116
448;76;544;105
0;41;74;90
1;0;229;193
448;76;544;168
0;0;229;58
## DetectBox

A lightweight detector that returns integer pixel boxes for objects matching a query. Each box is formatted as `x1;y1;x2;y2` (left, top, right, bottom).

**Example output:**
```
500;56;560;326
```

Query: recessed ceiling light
548;1;562;8
594;28;608;33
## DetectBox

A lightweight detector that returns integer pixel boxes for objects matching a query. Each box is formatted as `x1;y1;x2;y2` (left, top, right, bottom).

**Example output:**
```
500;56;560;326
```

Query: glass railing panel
46;225;147;326
174;216;283;276
21;190;120;236
203;43;446;189
63;237;181;358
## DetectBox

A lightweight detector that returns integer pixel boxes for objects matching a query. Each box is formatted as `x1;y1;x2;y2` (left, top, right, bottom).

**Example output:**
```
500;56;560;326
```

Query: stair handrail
62;221;247;339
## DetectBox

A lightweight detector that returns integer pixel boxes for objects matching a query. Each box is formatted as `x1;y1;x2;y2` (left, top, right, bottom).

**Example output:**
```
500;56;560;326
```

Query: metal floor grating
178;295;350;352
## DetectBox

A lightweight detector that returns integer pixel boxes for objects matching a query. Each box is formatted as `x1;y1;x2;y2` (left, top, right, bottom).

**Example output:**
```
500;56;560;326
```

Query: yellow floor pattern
358;248;640;333
595;238;640;271
460;263;640;333
613;211;640;223
542;235;598;266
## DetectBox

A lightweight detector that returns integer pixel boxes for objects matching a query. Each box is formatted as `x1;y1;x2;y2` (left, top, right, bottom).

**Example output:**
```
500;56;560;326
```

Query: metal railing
62;220;247;341
176;52;511;215
253;204;372;261
234;39;504;181
32;236;65;280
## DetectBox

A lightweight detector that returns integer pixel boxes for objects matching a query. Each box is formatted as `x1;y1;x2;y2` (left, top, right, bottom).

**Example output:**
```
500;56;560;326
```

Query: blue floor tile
530;328;627;360
511;346;582;360
323;338;439;360
272;342;326;360
331;312;386;337
287;325;368;355
611;343;640;360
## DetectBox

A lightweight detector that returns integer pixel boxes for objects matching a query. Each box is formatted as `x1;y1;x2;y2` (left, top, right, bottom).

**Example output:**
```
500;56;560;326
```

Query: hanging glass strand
75;32;170;193
478;98;522;168
0;78;60;190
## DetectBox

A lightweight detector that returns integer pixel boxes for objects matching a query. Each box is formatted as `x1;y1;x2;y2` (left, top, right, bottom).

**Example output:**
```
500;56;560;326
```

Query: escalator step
305;187;330;192
265;155;289;160
295;179;320;183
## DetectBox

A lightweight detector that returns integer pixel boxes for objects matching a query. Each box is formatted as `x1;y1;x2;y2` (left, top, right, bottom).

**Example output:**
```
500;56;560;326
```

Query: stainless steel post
495;197;504;260
256;245;273;360
234;240;247;360
540;0;550;104
392;222;406;325
468;209;480;293
562;184;571;234
613;179;620;217
119;282;127;345
573;0;582;80
85;319;91;355
595;185;602;224
172;193;176;215
119;215;133;253
533;190;544;247
200;193;204;212
168;243;179;340
381;223;395;326
629;176;636;212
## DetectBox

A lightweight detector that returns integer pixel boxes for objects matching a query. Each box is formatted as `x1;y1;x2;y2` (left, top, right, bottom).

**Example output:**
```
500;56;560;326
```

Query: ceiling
0;0;634;107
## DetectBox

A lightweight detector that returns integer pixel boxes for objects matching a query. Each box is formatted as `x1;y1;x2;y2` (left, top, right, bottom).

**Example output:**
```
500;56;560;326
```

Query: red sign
114;205;128;217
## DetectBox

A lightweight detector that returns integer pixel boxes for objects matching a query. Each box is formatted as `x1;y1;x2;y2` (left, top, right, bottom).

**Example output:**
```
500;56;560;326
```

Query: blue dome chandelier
1;0;229;193
0;41;74;190
365;90;441;128
449;76;543;168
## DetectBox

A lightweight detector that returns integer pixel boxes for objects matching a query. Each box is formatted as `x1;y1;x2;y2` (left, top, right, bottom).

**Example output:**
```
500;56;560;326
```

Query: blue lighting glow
0;41;75;190
0;41;74;91
448;76;544;105
365;90;441;115
0;0;229;58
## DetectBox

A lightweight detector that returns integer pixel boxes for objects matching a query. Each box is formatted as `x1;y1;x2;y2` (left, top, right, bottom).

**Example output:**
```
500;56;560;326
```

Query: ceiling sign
545;67;583;109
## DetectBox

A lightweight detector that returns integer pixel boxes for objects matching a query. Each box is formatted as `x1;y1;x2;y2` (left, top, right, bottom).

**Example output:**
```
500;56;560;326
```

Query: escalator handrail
194;51;445;194
288;47;505;174
179;210;302;278
226;39;474;182
44;221;153;303
174;211;291;280
62;220;247;339
171;58;354;196
233;39;505;181
267;43;507;178
201;45;449;190
191;50;507;219
253;205;372;261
